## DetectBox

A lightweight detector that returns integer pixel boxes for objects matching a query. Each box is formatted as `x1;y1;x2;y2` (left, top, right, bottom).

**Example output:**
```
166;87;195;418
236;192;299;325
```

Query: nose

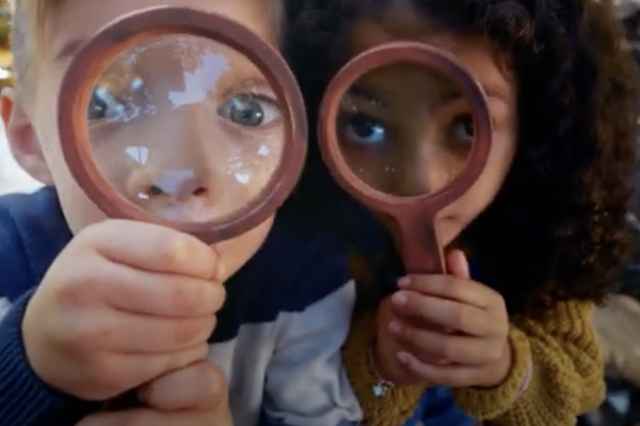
415;144;457;195
126;167;210;203
125;162;219;222
121;105;222;221
392;125;454;196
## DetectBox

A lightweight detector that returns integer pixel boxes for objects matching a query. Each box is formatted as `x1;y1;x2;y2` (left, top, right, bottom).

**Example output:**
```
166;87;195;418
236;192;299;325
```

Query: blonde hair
9;0;61;93
9;0;283;93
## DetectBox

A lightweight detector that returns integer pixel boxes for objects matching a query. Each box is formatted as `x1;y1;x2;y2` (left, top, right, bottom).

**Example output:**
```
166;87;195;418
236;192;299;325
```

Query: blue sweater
0;187;362;426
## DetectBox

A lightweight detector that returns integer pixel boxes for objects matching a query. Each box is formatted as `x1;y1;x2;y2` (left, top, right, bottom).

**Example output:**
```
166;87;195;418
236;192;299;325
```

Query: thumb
205;366;233;426
446;249;470;279
138;362;229;411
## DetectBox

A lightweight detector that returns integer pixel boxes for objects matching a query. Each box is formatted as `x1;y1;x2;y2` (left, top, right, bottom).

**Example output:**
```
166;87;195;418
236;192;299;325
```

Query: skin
1;0;282;424
2;0;281;275
340;17;520;387
78;362;234;426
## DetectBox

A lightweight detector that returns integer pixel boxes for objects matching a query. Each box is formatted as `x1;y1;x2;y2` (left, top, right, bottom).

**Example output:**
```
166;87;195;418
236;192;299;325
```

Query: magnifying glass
57;6;307;244
318;42;492;274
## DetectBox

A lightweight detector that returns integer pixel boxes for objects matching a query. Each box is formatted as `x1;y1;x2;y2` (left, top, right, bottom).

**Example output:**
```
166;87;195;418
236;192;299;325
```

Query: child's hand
22;220;225;401
77;362;233;426
375;250;512;388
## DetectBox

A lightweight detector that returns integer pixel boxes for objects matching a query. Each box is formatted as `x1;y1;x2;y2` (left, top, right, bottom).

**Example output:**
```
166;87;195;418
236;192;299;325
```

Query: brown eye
451;114;474;142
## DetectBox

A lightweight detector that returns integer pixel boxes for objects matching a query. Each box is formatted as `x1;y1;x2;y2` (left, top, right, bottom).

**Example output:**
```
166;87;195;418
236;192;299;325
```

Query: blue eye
218;93;281;128
87;87;126;121
341;113;386;145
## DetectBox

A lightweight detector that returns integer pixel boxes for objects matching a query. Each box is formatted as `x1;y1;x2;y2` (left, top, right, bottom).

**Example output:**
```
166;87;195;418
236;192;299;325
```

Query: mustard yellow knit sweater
342;301;604;426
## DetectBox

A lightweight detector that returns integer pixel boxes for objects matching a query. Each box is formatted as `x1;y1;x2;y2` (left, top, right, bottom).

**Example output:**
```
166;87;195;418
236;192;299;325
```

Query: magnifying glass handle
400;222;446;275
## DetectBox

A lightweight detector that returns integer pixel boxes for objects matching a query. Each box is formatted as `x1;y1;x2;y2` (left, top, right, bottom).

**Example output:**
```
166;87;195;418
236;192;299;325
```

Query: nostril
147;185;165;197
192;186;208;197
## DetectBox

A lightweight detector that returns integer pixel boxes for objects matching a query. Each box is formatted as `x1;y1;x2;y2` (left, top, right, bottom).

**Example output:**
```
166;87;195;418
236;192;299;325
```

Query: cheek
213;215;275;281
57;177;108;235
444;129;517;222
32;97;108;234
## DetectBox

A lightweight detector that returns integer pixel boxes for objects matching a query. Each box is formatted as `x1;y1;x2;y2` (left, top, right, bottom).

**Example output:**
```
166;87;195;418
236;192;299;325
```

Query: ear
1;88;53;184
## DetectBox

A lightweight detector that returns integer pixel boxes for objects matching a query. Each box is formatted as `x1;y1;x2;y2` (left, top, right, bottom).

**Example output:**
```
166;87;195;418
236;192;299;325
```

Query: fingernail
397;277;411;288
392;292;408;306
389;320;402;335
397;351;410;365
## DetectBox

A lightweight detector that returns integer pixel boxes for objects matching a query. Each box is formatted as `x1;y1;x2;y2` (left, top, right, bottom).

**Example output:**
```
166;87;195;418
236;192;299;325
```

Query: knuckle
173;317;207;345
402;327;419;346
171;283;202;313
199;364;223;401
490;342;505;362
77;222;118;252
66;315;113;350
429;369;448;385
213;285;227;311
157;233;191;268
449;280;467;300
494;295;507;314
439;340;458;360
451;305;471;330
406;297;426;317
55;265;100;306
164;343;209;372
54;278;87;307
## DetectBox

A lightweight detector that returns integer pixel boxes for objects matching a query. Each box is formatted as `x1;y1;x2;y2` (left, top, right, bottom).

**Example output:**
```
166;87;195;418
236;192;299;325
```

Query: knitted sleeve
453;301;605;425
342;301;604;426
341;311;426;426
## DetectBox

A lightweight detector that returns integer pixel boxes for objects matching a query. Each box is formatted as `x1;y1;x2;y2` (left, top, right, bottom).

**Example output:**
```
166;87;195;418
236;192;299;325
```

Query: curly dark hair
285;0;639;319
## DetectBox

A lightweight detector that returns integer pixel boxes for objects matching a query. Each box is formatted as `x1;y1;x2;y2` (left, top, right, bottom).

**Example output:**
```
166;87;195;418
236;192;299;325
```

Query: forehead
46;0;280;60
347;17;515;104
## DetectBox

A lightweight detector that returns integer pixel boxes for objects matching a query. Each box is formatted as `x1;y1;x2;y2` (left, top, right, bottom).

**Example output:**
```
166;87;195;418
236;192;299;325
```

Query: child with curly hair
285;0;639;424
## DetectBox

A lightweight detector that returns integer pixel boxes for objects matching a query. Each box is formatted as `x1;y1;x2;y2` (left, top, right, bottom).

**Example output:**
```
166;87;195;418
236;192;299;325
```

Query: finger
77;408;220;426
397;351;486;387
391;291;493;335
108;343;209;389
446;250;470;279
138;362;224;410
97;264;226;317
104;314;216;354
397;275;496;310
82;220;219;279
389;320;503;365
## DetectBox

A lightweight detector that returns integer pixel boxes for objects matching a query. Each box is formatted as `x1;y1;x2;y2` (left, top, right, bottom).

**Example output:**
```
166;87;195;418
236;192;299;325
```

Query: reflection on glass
336;63;474;196
86;34;285;222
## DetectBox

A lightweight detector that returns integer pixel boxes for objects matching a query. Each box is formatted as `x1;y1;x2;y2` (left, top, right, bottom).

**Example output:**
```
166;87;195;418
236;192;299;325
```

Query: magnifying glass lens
335;63;474;197
86;34;285;223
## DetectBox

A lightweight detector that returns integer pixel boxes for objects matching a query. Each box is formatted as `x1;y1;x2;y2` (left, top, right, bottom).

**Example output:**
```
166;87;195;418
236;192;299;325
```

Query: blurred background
0;0;41;195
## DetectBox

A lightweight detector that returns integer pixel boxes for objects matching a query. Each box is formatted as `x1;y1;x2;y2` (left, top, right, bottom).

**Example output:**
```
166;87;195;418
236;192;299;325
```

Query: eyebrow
347;85;388;108
54;37;87;61
481;83;510;105
348;81;510;108
347;83;463;110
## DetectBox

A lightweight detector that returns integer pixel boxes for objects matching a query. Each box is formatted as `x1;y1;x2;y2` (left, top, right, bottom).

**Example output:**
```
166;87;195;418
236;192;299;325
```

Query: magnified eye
451;114;474;143
218;93;282;128
87;86;127;121
340;113;387;145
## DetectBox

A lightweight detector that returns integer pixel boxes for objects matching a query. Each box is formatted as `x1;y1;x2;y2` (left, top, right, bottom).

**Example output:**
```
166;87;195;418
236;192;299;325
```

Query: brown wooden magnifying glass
318;42;492;274
57;6;307;245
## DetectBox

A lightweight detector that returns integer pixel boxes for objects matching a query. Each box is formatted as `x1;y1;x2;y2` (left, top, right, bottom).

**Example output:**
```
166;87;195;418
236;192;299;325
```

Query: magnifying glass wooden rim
58;6;307;243
317;42;492;273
